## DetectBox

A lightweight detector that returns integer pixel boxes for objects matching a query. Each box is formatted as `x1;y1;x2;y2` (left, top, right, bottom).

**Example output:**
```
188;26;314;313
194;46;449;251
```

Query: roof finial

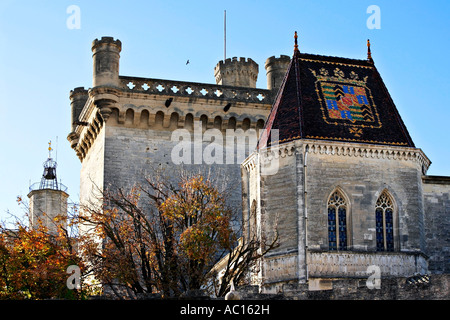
294;31;299;52
367;39;373;63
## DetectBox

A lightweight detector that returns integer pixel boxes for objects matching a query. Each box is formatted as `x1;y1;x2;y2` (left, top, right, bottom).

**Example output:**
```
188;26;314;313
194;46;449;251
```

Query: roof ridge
299;52;372;66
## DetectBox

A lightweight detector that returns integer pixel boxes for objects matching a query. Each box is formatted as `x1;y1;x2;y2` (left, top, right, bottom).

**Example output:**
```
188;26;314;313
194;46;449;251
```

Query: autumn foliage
79;173;241;298
1;172;277;300
0;218;83;299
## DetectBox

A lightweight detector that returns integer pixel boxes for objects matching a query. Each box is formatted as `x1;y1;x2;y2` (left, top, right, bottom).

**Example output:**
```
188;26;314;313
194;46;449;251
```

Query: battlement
70;86;89;96
214;57;259;88
91;36;122;51
215;56;258;67
265;55;290;64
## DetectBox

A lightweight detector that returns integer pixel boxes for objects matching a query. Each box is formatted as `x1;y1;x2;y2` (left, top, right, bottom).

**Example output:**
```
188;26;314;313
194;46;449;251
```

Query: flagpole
224;10;226;61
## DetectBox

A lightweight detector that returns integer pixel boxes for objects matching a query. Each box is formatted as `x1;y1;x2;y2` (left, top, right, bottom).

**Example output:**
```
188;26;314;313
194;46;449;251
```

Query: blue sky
0;0;449;224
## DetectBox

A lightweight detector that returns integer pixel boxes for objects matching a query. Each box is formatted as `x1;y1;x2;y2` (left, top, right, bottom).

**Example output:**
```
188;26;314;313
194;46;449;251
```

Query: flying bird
186;59;190;65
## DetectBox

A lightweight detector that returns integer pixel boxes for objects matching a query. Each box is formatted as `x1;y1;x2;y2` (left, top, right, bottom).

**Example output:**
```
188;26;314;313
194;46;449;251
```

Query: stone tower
214;57;259;88
28;142;68;235
264;55;291;91
68;37;274;226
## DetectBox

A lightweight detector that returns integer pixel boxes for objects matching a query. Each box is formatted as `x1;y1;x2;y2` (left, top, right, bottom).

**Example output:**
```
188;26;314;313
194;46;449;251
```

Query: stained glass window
375;191;395;251
328;190;348;250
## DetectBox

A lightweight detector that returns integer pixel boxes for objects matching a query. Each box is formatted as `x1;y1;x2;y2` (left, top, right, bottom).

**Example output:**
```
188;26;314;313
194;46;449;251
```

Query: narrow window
375;191;394;251
328;190;348;250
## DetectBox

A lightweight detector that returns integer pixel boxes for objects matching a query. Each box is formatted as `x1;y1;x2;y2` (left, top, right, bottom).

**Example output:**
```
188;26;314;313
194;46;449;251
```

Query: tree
0;199;87;299
78;170;278;299
209;233;279;298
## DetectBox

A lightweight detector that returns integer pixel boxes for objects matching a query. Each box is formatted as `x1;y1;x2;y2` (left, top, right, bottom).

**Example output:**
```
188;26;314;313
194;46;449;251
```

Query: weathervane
48;140;53;158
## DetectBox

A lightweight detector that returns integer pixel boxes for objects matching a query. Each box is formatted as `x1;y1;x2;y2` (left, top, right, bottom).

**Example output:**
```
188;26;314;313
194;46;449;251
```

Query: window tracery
375;191;394;251
328;190;348;250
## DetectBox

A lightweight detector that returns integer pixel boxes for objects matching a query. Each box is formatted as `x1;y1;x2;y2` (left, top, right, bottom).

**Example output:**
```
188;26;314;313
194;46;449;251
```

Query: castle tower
28;142;68;235
92;36;122;88
214;57;259;88
264;55;290;90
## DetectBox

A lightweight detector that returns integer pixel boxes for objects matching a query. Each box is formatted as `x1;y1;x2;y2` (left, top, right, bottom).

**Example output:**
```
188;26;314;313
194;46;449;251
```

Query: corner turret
67;87;88;149
92;36;122;88
91;37;122;122
265;55;290;91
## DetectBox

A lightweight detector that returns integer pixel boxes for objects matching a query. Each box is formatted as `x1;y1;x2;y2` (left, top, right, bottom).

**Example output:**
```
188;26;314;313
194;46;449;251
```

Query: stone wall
79;125;105;208
307;250;427;278
422;175;450;273
242;139;435;287
235;274;449;300
28;189;68;234
304;141;426;253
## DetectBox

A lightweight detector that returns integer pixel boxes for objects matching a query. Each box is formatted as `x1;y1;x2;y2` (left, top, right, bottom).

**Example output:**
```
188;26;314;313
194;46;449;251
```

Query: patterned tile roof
258;46;415;149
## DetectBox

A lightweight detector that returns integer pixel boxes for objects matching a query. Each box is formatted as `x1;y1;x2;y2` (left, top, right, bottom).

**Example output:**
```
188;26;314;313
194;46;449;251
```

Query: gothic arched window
328;190;348;250
375;191;395;252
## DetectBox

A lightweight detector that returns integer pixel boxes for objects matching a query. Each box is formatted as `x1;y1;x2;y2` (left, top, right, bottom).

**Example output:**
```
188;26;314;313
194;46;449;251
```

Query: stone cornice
254;139;431;173
422;175;450;185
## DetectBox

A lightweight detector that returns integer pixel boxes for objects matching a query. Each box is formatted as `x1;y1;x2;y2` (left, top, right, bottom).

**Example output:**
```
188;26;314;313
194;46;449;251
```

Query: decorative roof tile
258;43;414;149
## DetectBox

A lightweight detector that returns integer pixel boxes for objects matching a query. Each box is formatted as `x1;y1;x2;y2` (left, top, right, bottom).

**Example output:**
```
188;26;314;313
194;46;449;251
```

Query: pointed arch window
328;190;348;250
375;191;394;252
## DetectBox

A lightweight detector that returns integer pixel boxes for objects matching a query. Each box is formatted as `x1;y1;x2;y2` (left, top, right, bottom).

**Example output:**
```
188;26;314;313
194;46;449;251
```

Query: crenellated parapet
214;57;259;88
245;139;432;174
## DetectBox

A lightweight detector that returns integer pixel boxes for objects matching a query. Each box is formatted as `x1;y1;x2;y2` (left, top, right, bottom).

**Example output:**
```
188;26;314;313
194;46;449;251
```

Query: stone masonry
68;36;449;298
67;37;289;234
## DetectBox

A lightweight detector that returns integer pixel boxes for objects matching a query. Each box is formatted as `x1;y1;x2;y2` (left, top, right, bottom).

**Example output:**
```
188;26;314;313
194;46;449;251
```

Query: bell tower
27;141;69;235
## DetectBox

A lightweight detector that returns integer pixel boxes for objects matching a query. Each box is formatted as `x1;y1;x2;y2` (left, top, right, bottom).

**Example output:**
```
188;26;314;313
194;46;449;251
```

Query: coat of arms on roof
310;67;381;130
